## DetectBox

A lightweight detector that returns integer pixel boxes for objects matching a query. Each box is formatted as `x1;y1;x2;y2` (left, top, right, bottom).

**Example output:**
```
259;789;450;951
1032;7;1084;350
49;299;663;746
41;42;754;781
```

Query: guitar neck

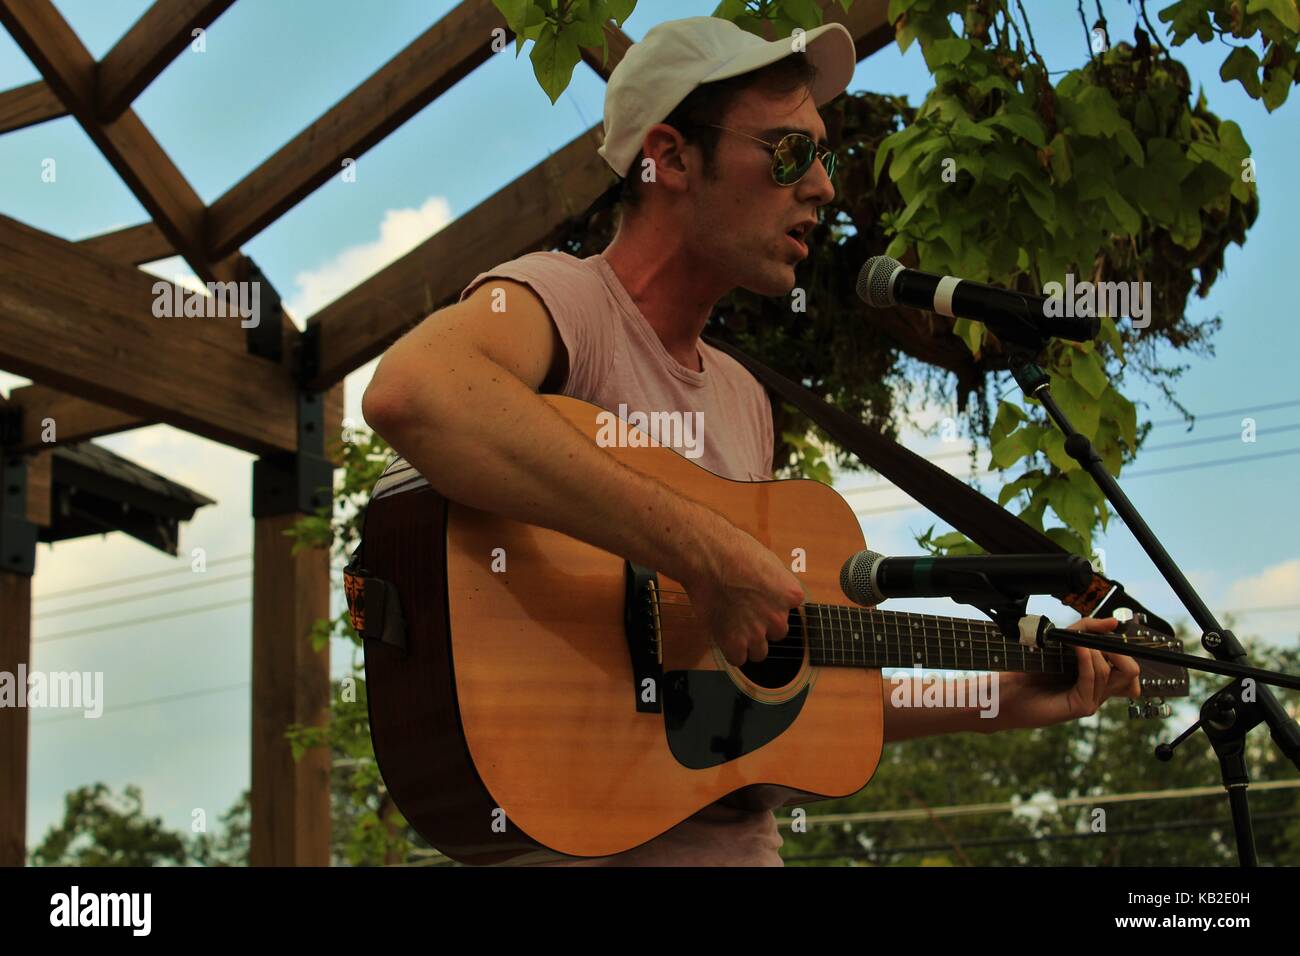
802;603;1076;676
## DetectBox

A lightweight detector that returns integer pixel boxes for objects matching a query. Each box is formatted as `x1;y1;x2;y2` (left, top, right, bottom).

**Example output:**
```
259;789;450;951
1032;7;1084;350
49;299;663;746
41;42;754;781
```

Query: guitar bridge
624;561;665;714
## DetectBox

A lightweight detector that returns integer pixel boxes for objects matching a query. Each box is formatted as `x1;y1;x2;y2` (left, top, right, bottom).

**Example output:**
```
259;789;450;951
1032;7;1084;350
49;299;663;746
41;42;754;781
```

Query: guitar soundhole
738;610;806;689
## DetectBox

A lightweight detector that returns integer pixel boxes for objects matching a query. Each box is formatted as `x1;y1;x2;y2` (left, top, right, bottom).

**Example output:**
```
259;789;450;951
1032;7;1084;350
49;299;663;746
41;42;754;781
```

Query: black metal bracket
251;391;335;518
298;321;321;387
0;403;21;448
242;256;286;363
1;454;38;576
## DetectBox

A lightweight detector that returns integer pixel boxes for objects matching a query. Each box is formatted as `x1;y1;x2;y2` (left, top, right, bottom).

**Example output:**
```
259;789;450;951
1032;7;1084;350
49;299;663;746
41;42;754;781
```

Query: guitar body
363;395;883;865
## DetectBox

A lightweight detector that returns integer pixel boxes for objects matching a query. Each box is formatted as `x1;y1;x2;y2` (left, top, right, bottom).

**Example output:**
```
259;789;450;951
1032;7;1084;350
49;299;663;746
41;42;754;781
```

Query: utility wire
32;572;249;620
33;553;252;601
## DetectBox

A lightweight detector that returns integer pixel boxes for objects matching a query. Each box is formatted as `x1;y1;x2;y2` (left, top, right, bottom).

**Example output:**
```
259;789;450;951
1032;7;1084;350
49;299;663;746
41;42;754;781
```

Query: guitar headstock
1111;609;1189;719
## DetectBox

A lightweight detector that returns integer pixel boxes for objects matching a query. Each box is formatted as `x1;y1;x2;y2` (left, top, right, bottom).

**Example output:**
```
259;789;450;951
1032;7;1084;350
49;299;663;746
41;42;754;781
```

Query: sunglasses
695;124;838;186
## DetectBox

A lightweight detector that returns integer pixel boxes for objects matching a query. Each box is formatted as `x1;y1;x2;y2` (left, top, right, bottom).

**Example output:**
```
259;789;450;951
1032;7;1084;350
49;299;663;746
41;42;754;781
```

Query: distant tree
29;783;189;867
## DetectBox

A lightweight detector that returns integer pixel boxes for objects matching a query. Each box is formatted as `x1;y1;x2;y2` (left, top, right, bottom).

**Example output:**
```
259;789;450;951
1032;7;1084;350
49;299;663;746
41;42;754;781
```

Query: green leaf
990;424;1042;469
780;0;825;30
493;0;531;32
1220;45;1263;98
1048;373;1101;437
530;22;583;104
1047;132;1072;183
990;400;1028;445
1047;478;1096;543
1070;348;1108;398
1248;0;1300;32
1044;526;1087;557
924;37;973;70
874;123;926;181
951;116;998;144
952;316;986;357
1102;189;1141;235
606;0;636;24
895;182;939;229
984;112;1046;147
1103;387;1138;448
1039;428;1078;473
1262;62;1294;111
1116;125;1145;166
997;472;1043;507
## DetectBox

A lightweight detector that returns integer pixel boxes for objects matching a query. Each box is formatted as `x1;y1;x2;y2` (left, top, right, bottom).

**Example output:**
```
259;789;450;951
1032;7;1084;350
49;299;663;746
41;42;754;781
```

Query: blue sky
1;1;1296;851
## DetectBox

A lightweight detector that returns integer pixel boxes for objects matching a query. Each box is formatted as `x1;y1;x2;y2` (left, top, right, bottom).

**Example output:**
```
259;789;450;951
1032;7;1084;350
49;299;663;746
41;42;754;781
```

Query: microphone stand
994;341;1300;867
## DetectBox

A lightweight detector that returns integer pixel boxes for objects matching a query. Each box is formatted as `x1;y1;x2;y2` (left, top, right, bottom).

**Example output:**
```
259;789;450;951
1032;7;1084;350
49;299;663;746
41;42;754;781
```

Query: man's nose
798;156;835;206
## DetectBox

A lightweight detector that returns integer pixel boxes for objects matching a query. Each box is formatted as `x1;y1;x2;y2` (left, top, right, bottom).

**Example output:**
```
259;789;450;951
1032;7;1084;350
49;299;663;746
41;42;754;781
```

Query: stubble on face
689;85;833;300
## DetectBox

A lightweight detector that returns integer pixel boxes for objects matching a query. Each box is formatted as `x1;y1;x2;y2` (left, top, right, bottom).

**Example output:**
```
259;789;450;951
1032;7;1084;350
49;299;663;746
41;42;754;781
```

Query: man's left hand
993;617;1142;731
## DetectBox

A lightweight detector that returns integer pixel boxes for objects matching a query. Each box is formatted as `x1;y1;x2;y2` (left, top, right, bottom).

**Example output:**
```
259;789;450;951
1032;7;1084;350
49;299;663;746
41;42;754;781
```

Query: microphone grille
856;256;903;308
840;549;886;606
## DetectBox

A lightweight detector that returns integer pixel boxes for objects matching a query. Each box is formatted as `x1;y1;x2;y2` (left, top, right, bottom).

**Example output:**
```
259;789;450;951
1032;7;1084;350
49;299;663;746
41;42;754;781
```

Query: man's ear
640;124;693;193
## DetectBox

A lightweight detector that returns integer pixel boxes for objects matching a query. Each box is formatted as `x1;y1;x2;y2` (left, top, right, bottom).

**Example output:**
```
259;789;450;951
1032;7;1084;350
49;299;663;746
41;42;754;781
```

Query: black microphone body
840;550;1094;606
857;256;1100;347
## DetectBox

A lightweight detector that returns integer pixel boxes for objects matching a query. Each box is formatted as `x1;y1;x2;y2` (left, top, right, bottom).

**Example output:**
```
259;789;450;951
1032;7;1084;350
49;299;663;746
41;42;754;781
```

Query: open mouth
785;221;814;257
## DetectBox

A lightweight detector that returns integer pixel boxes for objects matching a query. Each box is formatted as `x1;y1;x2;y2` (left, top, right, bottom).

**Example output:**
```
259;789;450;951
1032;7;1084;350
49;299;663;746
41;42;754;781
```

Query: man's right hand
681;520;807;667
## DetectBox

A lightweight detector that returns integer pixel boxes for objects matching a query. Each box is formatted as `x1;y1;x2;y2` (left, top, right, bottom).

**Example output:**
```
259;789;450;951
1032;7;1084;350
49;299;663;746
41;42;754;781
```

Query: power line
775;779;1300;827
28;680;250;728
897;399;1300;465
33;597;251;644
1149;397;1300;429
33;553;252;601
845;446;1300;513
781;811;1300;862
32;572;249;621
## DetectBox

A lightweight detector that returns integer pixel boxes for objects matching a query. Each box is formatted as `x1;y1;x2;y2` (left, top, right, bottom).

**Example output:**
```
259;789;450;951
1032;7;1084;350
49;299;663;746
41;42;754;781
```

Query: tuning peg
1142;702;1159;719
1128;701;1141;720
1134;612;1147;625
1160;702;1172;718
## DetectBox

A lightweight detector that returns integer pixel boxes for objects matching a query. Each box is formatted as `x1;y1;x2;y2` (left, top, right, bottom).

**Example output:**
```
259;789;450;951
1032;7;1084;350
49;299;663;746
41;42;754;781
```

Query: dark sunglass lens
773;135;815;185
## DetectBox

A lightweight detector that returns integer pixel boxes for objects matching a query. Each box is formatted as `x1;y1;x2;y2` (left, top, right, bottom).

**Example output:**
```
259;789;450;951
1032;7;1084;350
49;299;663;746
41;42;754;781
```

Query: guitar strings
641;593;1081;668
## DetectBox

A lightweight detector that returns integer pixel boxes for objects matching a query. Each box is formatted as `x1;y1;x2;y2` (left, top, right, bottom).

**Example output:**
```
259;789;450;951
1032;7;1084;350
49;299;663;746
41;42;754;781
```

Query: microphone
856;255;1100;348
840;550;1094;606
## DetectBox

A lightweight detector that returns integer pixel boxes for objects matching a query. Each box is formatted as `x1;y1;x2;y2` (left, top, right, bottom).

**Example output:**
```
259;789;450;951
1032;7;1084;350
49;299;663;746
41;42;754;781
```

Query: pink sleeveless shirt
457;251;784;866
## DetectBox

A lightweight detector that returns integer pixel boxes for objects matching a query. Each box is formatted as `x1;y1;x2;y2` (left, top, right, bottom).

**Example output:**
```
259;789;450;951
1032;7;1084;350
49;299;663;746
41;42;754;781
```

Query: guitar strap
703;335;1174;634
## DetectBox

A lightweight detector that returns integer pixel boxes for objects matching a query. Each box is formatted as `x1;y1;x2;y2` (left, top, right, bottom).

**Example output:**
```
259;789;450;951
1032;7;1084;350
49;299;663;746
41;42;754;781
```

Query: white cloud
1225;559;1300;610
283;196;454;321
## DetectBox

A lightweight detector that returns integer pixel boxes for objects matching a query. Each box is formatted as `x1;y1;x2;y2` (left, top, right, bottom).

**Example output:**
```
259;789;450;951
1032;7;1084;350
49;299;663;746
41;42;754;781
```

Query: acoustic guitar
352;395;1187;865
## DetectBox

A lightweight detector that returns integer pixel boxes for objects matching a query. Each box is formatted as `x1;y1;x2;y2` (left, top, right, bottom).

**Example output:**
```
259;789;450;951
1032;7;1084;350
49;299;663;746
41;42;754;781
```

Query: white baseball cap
597;16;857;179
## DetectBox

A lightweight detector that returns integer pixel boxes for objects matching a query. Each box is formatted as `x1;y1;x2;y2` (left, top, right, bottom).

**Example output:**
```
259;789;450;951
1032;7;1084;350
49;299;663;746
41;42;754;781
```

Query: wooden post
248;388;337;866
0;450;39;867
250;513;331;865
0;571;31;866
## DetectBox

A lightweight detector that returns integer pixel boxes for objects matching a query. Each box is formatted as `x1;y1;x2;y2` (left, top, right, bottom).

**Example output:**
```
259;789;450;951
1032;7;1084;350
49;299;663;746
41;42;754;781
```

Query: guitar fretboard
800;603;1076;675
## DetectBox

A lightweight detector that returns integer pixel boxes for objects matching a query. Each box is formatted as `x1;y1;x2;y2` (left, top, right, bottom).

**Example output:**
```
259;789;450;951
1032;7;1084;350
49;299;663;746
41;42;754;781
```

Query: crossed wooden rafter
0;0;892;867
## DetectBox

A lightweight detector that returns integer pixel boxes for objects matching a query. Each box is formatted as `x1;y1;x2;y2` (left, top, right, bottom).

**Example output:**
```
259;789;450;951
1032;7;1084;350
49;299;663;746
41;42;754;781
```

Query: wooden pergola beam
96;0;237;121
302;0;891;390
76;222;174;265
0;214;299;456
205;0;509;261
0;0;246;289
0;79;65;134
1;385;145;454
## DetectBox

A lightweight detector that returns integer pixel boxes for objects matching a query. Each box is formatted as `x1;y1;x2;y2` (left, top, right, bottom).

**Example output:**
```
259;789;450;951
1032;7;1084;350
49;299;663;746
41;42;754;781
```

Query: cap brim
700;21;856;106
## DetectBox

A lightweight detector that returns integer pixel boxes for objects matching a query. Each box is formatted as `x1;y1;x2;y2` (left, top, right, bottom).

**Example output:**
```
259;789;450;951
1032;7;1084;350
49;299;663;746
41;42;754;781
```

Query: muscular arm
364;277;813;666
362;279;733;601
